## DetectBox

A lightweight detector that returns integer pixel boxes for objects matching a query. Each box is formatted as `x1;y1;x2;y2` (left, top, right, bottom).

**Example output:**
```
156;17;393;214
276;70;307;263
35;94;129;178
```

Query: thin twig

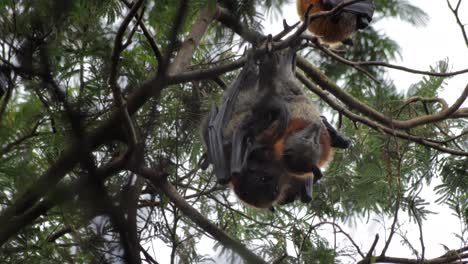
447;0;468;48
358;60;468;77
109;0;144;147
121;0;163;63
302;35;380;83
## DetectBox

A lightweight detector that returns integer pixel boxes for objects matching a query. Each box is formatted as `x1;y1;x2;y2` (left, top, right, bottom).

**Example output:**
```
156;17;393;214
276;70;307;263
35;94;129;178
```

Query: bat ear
311;166;323;183
322;0;334;10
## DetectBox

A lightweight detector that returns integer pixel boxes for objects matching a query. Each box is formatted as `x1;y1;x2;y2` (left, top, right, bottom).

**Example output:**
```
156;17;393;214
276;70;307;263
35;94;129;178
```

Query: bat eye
261;176;272;182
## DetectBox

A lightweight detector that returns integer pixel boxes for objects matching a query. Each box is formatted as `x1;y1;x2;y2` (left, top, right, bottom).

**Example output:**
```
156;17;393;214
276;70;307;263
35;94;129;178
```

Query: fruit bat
297;0;375;45
203;48;350;209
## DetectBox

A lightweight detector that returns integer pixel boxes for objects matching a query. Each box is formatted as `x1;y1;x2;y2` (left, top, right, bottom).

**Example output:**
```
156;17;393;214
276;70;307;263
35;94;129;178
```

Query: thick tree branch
296;72;468;156
46;226;73;243
159;0;189;76
169;6;217;74
167;57;246;84
372;252;468;264
358;234;379;264
297;57;468;130
0;147;132;246
0;1;216;247
0;69;14;123
215;2;468;131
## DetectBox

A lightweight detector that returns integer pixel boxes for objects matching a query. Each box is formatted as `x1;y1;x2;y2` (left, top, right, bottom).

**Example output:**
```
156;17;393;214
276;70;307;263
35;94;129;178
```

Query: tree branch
169;6;217;74
109;0;144;148
0;1;222;247
121;0;163;63
447;0;468;48
297;57;468;130
135;167;267;264
296;72;468;156
159;0;189;76
215;2;468;131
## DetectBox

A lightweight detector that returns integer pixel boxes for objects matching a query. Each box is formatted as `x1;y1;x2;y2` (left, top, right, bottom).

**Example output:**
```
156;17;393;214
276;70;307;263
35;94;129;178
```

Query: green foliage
0;0;466;263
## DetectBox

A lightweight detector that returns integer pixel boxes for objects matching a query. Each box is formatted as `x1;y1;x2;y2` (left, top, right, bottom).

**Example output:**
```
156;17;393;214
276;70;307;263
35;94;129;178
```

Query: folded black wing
206;55;258;184
321;116;351;149
325;0;375;28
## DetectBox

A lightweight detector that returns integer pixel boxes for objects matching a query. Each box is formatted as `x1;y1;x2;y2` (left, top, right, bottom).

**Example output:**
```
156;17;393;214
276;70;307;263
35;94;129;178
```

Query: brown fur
274;118;333;170
297;0;357;44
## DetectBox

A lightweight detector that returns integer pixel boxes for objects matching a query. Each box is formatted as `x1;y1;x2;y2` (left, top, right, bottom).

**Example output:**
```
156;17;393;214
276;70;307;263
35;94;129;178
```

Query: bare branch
167;57;246;84
296;72;468;156
299;221;365;260
301;35;380;83
297;56;468;130
140;245;160;264
357;60;468;77
380;165;402;257
447;0;468;47
159;0;189;76
121;0;163;63
358;234;379;264
169;6;217;74
0;119;42;157
109;0;145;148
46;226;73;243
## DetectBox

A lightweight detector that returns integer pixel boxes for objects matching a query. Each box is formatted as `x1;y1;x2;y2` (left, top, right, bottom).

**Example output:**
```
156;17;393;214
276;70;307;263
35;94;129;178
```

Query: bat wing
206;106;230;184
276;174;315;205
321;116;351;149
325;0;375;23
207;55;258;183
0;70;8;98
301;175;314;203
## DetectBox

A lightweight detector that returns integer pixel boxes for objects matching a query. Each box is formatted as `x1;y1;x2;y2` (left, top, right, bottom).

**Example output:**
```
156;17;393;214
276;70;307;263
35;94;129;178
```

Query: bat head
283;122;322;174
231;144;282;209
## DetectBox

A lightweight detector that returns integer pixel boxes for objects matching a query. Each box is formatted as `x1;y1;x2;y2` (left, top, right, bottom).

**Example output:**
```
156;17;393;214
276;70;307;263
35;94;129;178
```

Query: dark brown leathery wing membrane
206;53;259;184
324;0;375;29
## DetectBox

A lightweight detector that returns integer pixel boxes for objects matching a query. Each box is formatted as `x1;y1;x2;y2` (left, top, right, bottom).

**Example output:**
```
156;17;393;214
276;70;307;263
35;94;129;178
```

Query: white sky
149;1;468;263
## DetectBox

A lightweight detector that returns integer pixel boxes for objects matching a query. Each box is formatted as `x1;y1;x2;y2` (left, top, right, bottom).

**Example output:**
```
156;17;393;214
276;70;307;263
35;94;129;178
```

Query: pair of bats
203;48;350;210
202;0;374;209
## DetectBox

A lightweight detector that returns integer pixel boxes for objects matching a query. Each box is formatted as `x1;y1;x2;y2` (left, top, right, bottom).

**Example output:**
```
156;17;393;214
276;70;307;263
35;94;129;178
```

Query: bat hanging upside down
202;48;350;210
297;0;375;45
